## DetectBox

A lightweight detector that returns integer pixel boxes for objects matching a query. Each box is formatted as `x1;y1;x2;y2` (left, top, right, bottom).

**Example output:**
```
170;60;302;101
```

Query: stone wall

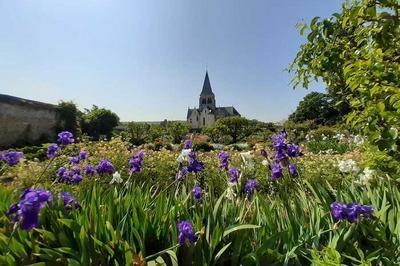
0;94;59;148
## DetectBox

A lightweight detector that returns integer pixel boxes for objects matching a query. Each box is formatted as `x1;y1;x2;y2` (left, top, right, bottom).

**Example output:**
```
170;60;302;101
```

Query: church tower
199;71;216;110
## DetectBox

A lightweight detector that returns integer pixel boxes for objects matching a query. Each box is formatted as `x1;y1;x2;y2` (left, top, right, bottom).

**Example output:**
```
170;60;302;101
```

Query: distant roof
200;71;214;96
215;106;240;117
0;94;57;110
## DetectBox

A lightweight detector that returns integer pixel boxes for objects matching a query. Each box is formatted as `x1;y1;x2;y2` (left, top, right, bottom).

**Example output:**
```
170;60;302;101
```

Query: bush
193;141;213;152
306;140;351;155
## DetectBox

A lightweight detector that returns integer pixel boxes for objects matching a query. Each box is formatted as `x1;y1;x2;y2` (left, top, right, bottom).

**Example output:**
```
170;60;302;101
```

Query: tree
122;122;151;145
166;121;190;144
214;116;250;144
290;0;400;162
56;101;81;137
82;105;119;140
289;92;339;125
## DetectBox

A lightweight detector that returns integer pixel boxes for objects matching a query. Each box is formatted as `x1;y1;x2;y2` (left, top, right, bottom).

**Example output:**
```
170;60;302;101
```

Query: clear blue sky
0;0;343;122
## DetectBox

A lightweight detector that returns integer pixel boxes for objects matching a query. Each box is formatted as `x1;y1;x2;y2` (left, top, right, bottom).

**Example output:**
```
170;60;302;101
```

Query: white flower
261;160;269;167
240;151;255;170
355;167;375;185
352;135;365;146
338;159;360;174
177;149;191;163
110;171;123;184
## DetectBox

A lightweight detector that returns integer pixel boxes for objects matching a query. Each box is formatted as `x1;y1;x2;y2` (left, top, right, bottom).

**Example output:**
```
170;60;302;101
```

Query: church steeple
199;71;216;110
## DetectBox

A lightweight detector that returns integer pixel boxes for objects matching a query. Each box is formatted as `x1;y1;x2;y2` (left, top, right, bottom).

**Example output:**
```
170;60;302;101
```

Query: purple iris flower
287;144;300;157
47;144;58;158
288;164;298;177
218;152;230;170
271;164;283;181
183;139;193;149
175;166;188;181
85;165;95;175
228;167;239;183
187;151;204;173
1;151;24;166
6;188;52;230
331;201;373;222
177;220;198;245
272;134;287;152
279;128;288;139
96;160;115;175
57;131;74;145
192;186;202;200
244;179;257;196
69;156;80;165
79;150;88;160
58;192;81;210
129;150;145;174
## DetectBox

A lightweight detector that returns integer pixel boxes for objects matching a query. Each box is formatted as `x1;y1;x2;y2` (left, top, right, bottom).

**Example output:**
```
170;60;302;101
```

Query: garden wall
0;94;58;148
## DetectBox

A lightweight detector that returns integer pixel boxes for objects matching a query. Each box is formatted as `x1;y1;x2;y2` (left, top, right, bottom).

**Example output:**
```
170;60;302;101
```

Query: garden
0;0;399;265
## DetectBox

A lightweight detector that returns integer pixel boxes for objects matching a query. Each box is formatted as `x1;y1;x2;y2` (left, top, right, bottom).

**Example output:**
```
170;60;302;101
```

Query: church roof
200;71;214;96
215;106;240;117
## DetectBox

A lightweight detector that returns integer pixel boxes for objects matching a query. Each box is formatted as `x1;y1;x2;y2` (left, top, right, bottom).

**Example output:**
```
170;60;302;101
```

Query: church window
190;119;192;123
207;98;212;104
203;117;205;126
196;116;199;121
202;98;206;104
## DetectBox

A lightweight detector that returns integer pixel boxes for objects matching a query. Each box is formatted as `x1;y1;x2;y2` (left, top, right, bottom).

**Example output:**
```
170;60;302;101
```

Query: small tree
82;105;119;140
289;92;339;125
214;116;250;144
122;122;151;145
166;121;190;144
56;101;81;137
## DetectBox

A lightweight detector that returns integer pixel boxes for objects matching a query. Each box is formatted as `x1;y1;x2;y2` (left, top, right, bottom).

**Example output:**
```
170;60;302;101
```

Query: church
187;72;240;129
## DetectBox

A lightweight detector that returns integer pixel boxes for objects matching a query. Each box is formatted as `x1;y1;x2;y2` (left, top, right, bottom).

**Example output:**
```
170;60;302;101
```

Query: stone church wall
0;94;58;148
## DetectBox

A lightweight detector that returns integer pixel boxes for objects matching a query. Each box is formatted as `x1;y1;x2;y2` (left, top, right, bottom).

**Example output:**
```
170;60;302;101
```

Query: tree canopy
82;105;120;140
289;92;339;125
290;0;400;160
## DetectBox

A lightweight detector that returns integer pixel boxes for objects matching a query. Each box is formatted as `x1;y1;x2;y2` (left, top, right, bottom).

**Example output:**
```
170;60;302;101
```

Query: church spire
200;71;213;96
199;71;216;110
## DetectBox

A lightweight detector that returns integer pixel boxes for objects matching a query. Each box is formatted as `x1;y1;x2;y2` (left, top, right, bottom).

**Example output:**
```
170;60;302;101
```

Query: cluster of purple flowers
6;188;52;230
177;220;198;245
7;188;81;230
85;165;95;175
331;201;373;223
175;166;188;181
192;186;202;200
218;152;230;170
228;167;239;183
59;192;81;210
129;151;145;174
270;129;302;180
187;151;204;173
57;131;74;145
0;151;24;166
244;179;257;196
183;139;193;149
57;166;83;184
96;159;115;175
47;144;59;158
68;150;89;165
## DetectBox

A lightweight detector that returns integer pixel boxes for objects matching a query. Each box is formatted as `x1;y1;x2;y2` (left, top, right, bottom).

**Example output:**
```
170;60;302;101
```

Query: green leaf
222;224;260;238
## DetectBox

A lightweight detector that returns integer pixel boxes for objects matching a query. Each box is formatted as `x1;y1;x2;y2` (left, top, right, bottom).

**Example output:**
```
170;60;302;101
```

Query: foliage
283;120;318;143
165;121;190;144
290;0;400;171
1;136;400;264
82;105;120;140
306;140;352;155
192;141;214;152
121;122;152;145
213;116;250;144
289;92;340;125
56;101;81;137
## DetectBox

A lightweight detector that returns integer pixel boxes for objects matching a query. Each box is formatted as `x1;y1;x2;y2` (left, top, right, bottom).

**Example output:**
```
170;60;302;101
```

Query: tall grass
0;176;399;265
